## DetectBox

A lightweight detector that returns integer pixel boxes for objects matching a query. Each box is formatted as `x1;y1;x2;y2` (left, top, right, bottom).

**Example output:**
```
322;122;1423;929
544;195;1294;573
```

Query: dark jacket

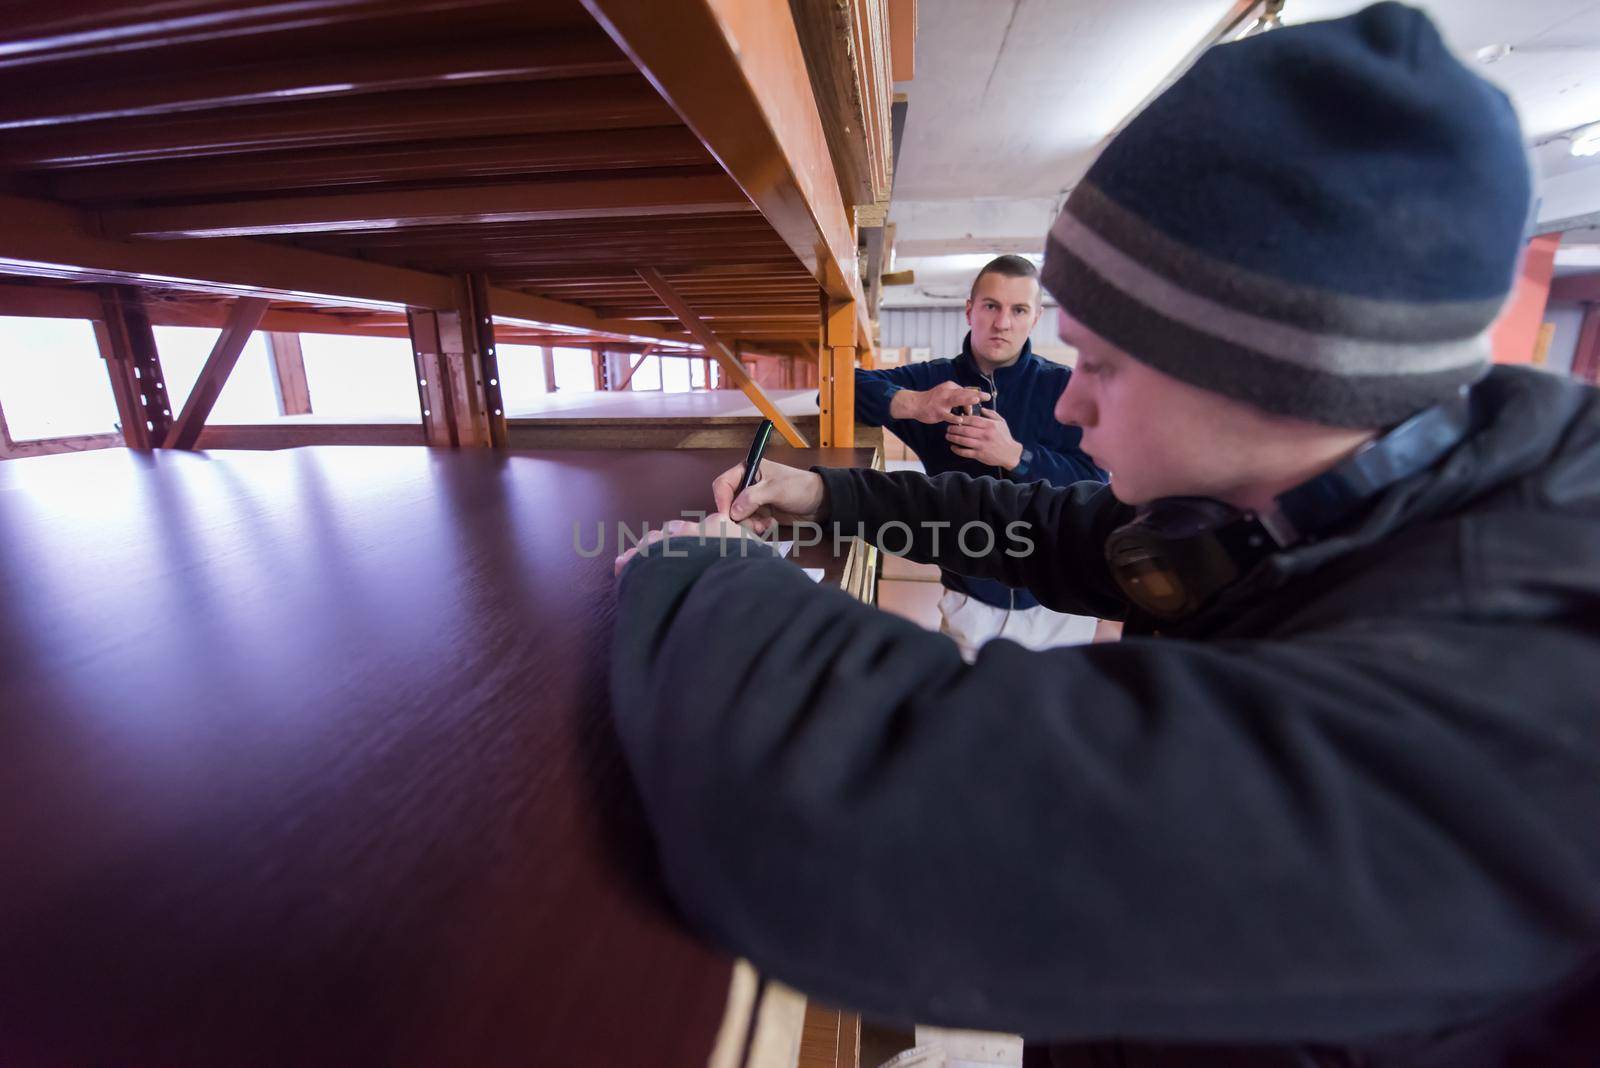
611;366;1600;1062
855;333;1103;609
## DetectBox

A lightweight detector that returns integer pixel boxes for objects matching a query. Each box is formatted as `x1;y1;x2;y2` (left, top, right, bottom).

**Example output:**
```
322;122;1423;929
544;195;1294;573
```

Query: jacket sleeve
611;543;1597;1043
820;465;1132;620
853;363;940;428
1009;434;1104;485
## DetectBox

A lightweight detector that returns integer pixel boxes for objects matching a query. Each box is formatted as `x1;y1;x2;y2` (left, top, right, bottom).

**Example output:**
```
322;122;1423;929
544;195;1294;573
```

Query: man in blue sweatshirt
856;255;1104;656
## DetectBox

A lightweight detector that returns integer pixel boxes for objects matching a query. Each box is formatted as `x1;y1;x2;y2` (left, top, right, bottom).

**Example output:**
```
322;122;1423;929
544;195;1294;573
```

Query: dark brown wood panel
43;129;713;203
194;421;427;450
0;2;597;77
508;418;825;450
0;445;866;1066
0;33;634;131
1;78;678;169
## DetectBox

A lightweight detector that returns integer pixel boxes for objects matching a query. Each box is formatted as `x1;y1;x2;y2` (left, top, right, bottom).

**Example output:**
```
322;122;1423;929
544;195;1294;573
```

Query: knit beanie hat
1040;1;1532;427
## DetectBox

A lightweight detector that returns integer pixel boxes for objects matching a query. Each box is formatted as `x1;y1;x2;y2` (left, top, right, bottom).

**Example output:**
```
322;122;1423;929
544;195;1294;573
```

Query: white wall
1545;301;1587;377
1537;167;1600;231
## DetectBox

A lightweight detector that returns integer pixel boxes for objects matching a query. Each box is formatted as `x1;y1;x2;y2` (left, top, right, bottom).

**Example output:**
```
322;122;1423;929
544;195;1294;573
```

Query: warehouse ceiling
889;0;1600;306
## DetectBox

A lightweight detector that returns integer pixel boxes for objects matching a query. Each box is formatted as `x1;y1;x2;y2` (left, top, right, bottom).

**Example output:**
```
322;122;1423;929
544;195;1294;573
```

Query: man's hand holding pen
611;461;829;577
711;459;825;534
614;411;835;577
614;407;832;578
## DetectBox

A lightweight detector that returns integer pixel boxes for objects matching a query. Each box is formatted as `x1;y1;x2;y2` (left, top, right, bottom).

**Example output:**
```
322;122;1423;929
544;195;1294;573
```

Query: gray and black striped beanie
1041;1;1532;428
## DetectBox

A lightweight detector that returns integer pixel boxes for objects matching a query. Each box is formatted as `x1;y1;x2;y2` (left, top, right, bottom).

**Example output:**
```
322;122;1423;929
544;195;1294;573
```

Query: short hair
969;254;1041;303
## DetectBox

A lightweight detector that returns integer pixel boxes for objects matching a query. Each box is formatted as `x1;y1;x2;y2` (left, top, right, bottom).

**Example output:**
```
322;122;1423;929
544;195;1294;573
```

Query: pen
732;418;775;505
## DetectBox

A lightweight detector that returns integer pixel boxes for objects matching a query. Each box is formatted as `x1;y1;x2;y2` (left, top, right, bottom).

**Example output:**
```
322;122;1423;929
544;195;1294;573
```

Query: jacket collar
956;332;1036;382
1171;366;1600;638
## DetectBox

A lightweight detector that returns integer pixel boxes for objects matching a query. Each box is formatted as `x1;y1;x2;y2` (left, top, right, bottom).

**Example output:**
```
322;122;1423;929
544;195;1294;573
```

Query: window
497;343;550;411
552;346;596;392
661;356;694;393
298;333;419;420
155;326;280;424
628;354;662;391
0;316;122;440
689;357;709;390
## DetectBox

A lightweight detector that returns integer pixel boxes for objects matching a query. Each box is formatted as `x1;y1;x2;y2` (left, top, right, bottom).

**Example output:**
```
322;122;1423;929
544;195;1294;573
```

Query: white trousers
938;589;1098;662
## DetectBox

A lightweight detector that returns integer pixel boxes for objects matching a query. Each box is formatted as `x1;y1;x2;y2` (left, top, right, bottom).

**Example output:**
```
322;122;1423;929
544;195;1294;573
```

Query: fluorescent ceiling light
913;252;1038;272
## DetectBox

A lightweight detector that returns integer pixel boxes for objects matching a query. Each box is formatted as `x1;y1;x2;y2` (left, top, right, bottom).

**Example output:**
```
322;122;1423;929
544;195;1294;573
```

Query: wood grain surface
0;445;870;1067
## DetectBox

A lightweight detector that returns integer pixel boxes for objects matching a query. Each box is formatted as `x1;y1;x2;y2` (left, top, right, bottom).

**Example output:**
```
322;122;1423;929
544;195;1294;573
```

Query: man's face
965;272;1042;365
1052;311;1269;506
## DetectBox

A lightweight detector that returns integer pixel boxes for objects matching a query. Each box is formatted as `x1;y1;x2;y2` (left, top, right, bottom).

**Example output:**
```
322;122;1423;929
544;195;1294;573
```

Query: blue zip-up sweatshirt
854;333;1104;609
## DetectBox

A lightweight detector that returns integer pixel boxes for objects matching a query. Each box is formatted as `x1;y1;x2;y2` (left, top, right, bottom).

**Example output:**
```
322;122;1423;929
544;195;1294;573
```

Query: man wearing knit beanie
1042;0;1527;431
610;3;1600;1063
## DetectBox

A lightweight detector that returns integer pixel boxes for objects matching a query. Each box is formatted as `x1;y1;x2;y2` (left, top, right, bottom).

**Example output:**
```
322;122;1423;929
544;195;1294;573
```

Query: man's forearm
820;467;1049;575
1012;442;1102;484
855;367;928;428
817;466;1133;618
887;389;916;421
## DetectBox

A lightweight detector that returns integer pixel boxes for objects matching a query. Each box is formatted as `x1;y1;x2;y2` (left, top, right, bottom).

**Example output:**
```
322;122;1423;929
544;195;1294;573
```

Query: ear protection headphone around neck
1104;392;1473;621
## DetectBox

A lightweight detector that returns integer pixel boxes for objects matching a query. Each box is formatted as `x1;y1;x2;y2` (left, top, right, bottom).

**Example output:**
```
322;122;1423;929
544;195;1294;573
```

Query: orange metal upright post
406;275;504;448
1491;232;1563;364
820;295;856;447
95;286;173;450
265;332;312;415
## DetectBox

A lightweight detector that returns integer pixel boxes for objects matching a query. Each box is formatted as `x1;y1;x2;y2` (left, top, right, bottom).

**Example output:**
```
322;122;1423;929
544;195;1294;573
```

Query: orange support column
408;309;460;448
405;274;505;449
1491;232;1562;364
821;297;856;447
95;286;173;450
541;346;558;393
265;332;311;415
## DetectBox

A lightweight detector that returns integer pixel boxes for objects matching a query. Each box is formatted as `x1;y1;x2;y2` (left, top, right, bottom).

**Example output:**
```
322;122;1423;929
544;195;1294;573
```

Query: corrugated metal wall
881;307;1062;359
881;307;967;356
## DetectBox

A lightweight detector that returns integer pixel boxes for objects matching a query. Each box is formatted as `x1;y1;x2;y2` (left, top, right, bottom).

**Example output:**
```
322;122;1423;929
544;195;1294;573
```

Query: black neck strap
1263;392;1472;545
